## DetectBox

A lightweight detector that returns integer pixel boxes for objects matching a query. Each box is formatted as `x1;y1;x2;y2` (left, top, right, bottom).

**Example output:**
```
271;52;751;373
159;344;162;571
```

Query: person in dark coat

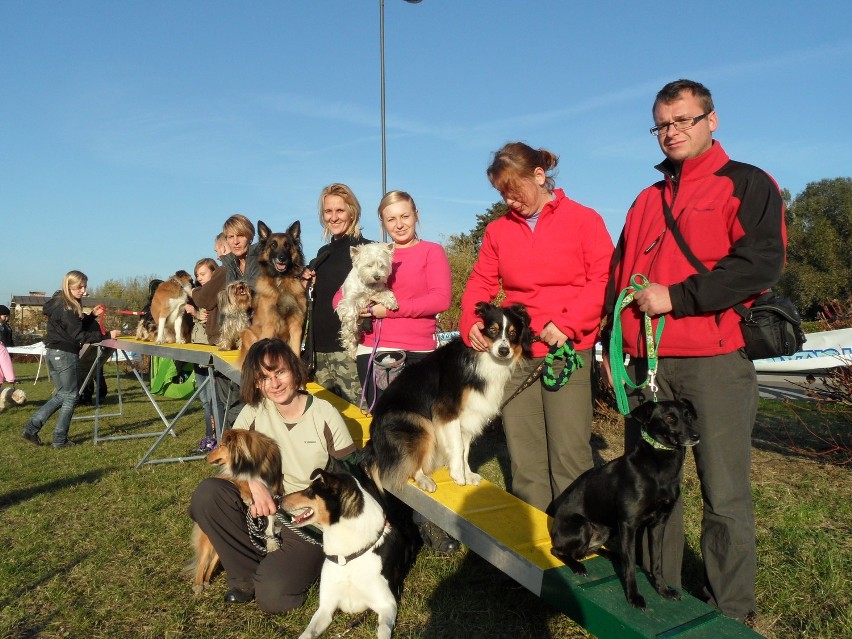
21;271;120;448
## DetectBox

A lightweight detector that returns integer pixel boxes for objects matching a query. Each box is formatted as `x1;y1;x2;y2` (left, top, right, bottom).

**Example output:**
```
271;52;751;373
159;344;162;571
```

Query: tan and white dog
336;243;399;359
148;271;194;344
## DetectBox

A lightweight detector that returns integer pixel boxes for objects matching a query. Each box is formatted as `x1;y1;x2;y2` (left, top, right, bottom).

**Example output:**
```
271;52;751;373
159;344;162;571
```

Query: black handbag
661;200;805;360
736;290;805;360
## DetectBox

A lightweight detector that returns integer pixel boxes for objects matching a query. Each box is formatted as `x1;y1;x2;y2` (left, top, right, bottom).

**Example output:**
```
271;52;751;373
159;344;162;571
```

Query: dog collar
641;428;677;451
325;520;391;566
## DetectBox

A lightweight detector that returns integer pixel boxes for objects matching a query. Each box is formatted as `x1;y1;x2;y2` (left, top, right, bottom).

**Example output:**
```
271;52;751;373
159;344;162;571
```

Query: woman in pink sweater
341;189;457;553
342;190;451;408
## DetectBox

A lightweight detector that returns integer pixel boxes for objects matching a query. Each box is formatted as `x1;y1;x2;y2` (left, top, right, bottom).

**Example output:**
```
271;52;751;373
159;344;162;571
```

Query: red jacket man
605;79;786;626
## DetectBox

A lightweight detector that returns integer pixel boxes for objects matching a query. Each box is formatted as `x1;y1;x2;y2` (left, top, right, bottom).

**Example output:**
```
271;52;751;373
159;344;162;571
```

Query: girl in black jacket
22;271;120;448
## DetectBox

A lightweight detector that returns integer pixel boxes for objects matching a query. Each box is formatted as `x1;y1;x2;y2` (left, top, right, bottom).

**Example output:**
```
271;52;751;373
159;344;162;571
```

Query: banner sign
754;328;852;372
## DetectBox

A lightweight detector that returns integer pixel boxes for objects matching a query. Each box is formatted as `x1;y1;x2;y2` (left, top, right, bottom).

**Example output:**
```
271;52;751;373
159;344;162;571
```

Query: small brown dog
189;428;284;594
138;271;194;344
239;220;306;364
217;280;252;351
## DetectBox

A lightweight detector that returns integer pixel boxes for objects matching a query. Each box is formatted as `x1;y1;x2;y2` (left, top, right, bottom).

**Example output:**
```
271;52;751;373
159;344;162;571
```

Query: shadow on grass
0;550;94;632
0;469;110;512
420;552;560;639
468;420;512;490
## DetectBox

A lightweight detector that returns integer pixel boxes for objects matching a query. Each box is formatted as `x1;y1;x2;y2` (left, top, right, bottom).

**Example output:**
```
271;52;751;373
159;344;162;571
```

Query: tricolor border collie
362;302;533;493
281;467;418;639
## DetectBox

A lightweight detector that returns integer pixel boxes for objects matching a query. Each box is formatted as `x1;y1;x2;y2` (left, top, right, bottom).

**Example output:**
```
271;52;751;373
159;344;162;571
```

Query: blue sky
2;1;849;313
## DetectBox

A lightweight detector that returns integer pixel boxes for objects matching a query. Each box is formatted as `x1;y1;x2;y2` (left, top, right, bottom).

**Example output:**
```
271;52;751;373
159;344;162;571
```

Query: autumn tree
777;177;852;319
440;201;508;330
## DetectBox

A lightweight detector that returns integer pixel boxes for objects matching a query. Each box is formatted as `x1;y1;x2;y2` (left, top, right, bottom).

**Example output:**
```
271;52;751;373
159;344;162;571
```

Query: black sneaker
22;431;43;446
53;440;77;449
223;589;254;604
418;520;460;554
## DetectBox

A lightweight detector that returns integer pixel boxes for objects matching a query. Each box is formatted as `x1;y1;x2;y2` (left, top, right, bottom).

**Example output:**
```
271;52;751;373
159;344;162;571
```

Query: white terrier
337;243;398;358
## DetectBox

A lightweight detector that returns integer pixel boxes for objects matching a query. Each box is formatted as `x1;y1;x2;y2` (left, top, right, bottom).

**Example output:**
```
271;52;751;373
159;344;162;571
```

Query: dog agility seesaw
97;337;763;638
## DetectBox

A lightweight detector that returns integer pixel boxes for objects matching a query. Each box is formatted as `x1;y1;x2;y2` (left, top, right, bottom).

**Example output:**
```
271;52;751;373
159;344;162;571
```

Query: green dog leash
541;342;584;391
609;273;665;414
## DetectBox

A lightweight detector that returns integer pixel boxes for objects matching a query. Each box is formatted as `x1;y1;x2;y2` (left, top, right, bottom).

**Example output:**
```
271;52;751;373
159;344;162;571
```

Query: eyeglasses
258;368;292;387
650;112;712;137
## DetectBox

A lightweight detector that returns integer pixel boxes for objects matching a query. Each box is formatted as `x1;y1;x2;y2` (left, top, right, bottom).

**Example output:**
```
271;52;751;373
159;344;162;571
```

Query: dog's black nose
498;346;510;357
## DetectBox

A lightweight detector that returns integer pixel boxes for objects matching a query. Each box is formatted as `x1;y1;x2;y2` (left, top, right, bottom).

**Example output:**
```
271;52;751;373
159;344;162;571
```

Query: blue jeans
24;348;80;445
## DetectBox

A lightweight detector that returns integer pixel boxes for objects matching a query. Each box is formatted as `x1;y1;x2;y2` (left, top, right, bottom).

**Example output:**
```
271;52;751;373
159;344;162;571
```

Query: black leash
501;358;546;410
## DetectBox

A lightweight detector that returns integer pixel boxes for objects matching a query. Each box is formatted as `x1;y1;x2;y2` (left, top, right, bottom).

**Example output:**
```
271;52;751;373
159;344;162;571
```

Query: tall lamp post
380;0;421;231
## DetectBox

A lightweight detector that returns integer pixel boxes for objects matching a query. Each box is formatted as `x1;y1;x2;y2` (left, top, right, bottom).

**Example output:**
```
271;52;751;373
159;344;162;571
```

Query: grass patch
1;363;850;638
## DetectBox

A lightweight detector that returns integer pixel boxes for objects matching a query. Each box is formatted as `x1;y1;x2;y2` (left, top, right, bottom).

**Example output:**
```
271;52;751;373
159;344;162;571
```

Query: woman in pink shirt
342;190;457;553
348;190;451;408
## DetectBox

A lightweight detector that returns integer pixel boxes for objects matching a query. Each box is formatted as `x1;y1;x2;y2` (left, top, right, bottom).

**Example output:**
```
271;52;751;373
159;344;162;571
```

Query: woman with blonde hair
334;190;457;553
302;183;372;403
221;213;260;287
192;213;263;430
343;190;451;409
22;270;121;448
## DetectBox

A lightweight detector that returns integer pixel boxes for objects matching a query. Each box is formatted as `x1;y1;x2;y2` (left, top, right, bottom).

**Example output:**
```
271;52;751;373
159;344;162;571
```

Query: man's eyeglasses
650;112;712;137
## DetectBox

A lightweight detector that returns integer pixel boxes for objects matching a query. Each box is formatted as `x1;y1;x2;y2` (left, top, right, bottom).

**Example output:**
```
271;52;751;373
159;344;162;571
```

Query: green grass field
1;361;849;639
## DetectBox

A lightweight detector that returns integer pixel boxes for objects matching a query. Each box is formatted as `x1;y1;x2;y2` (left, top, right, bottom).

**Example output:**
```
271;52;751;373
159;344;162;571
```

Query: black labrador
547;399;699;609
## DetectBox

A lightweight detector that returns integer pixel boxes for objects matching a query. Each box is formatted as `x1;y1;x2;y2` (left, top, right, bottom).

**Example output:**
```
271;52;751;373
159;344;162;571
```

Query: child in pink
0;343;16;384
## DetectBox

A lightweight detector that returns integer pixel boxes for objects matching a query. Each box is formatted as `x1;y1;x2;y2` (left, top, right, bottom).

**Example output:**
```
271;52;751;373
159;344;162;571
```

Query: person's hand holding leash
248;480;276;517
361;303;388;319
539;321;568;348
300;267;315;290
632;283;672;316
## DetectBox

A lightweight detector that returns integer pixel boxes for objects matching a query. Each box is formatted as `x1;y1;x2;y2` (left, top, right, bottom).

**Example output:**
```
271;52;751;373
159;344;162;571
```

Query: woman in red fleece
460;142;614;512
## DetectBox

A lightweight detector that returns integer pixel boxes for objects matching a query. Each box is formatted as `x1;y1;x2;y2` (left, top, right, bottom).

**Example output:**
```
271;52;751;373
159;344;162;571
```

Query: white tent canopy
7;342;140;383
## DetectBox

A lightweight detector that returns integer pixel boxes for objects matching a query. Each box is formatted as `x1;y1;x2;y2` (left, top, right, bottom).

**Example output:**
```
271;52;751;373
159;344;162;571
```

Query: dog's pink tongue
275;262;288;271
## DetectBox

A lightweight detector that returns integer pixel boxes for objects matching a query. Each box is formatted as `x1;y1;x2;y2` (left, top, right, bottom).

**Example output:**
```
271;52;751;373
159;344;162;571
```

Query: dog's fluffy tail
361;411;436;493
185;523;220;594
358;441;386;494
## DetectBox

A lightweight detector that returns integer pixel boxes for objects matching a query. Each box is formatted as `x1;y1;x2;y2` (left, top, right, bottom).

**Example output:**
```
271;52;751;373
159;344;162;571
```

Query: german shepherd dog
361;302;533;493
136;271;194;344
189;428;283;594
547;399;699;609
239;220;306;364
281;467;419;639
